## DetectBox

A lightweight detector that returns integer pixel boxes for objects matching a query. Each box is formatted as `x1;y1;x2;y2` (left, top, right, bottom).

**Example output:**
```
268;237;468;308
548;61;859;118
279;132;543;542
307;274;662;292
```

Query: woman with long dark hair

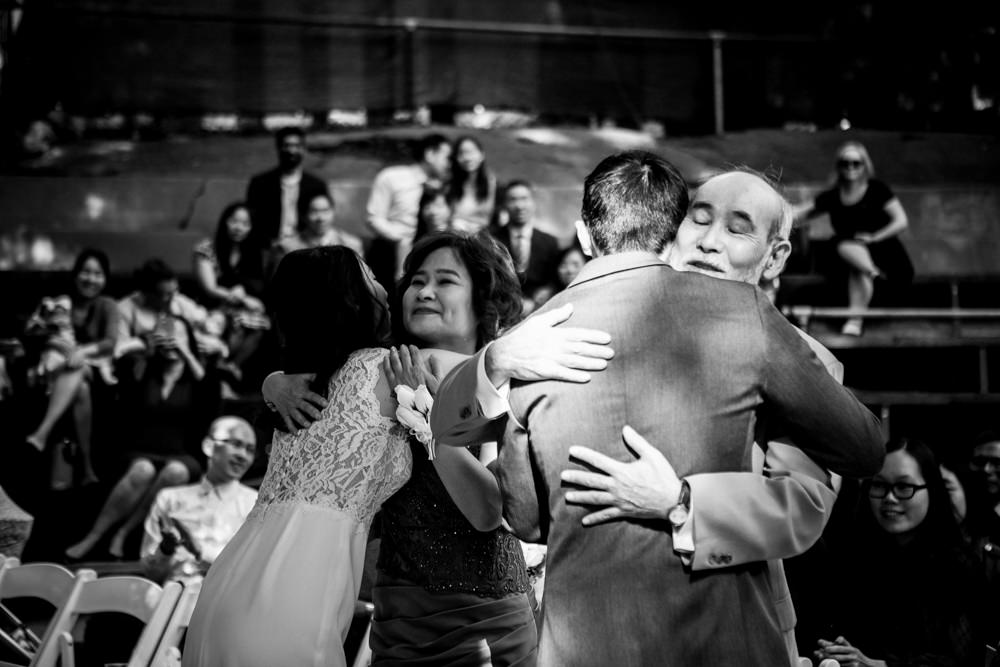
816;437;987;666
24;248;118;488
192;201;270;388
447;135;497;235
183;246;413;667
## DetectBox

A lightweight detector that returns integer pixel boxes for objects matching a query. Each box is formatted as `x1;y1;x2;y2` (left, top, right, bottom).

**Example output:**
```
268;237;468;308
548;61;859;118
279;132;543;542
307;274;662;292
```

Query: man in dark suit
431;152;885;665
492;180;562;307
245;127;330;246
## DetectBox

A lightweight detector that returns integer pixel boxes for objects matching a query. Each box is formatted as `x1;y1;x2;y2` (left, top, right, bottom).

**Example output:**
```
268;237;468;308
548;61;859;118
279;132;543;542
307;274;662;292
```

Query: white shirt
279;171;303;240
141;478;258;583
508;225;533;273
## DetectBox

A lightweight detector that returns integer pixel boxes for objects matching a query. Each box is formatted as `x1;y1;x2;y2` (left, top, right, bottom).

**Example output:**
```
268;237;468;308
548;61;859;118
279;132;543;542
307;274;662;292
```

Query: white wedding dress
183;348;412;667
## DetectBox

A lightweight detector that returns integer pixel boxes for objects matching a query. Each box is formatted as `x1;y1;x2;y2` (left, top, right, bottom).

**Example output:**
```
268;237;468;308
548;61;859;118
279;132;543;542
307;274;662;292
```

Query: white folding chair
50;573;182;667
149;580;201;667
0;561;92;667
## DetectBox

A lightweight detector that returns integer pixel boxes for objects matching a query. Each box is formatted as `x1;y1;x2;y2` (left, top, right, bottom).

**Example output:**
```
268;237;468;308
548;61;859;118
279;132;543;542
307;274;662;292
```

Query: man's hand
485;303;613;386
383;345;444;396
262;372;328;431
158;517;202;560
561;425;681;526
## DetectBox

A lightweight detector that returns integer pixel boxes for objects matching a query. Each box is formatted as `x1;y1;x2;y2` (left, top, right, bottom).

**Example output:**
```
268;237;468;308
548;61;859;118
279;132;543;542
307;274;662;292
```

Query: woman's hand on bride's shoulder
262;371;327;432
384;345;443;396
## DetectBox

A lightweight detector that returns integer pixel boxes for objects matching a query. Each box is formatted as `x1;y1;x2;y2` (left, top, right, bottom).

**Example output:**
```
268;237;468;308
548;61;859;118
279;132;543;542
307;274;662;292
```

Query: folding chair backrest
0;563;93;667
58;576;182;667
0;563;83;611
150;580;201;667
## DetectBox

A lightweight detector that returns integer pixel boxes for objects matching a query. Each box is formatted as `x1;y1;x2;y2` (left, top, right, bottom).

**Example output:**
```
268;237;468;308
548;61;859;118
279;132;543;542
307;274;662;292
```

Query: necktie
511;232;528;273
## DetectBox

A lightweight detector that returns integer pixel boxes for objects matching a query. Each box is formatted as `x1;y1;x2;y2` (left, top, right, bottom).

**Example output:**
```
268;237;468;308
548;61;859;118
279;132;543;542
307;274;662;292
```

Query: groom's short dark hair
581;150;689;255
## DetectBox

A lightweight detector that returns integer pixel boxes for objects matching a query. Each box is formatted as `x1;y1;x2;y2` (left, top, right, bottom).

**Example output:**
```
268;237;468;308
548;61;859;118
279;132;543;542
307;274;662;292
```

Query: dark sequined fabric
377;440;530;598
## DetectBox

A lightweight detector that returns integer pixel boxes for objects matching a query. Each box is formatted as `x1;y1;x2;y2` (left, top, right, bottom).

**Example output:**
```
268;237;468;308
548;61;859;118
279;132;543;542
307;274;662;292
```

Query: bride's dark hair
270;246;389;401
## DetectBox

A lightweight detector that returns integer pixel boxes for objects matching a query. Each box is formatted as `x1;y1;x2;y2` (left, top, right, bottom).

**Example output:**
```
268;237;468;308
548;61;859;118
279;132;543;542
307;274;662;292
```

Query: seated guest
140;416;258;584
274;192;363;257
193;202;270;389
491;180;561;313
816;437;987;666
447;136;497;235
530;242;588;309
66;315;218;560
413;185;452;243
23;249;118;487
964;431;1000;605
116;258;227;383
794;141;914;336
245;126;330;248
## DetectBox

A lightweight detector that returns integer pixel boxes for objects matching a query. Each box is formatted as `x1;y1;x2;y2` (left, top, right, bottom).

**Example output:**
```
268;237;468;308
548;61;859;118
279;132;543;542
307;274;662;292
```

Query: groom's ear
575;220;596;258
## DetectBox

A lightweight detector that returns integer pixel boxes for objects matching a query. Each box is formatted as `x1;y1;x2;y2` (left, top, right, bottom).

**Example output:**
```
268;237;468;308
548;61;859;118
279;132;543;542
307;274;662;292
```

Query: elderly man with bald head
141;416;259;584
431;153;882;665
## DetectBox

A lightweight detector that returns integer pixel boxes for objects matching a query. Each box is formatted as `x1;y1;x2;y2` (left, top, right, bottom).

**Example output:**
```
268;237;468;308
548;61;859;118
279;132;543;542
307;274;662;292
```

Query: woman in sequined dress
265;232;538;666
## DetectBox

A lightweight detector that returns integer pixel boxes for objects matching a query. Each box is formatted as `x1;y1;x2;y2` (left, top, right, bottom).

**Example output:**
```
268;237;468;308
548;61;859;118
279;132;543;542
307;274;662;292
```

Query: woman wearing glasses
814;437;987;666
795;141;914;336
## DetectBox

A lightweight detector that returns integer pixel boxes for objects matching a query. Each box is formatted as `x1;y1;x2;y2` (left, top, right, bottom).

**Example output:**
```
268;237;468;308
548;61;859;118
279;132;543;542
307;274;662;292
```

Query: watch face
668;504;689;527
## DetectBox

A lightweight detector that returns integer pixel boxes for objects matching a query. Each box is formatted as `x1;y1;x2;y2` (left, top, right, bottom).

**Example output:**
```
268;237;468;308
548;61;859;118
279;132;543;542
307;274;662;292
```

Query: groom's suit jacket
432;251;883;667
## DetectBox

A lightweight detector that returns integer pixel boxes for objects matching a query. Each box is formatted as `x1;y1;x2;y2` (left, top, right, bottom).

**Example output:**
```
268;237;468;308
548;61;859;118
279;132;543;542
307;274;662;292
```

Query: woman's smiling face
869;449;930;537
402;247;478;354
75;257;107;299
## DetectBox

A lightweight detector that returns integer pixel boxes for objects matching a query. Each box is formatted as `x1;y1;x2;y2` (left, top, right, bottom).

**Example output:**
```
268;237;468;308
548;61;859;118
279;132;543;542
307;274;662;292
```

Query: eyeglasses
868;480;928;500
210;437;256;454
970;456;1000;472
837;158;864;170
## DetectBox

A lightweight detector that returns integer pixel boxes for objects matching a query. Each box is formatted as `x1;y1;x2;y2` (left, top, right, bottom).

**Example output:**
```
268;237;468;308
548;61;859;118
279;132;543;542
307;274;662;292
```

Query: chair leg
59;630;76;667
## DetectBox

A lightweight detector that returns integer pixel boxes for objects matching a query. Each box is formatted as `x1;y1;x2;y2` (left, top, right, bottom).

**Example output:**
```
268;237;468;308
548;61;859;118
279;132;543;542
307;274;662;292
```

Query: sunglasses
837;158;864;169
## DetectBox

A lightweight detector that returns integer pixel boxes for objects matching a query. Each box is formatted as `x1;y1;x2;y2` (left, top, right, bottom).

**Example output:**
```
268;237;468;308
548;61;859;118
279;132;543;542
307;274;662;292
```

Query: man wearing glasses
141;416;259;584
967;431;1000;596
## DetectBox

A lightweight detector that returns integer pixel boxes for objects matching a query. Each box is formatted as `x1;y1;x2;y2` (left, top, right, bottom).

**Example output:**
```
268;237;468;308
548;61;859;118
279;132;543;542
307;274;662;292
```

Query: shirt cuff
672;494;694;563
263;370;284;411
475;343;511;419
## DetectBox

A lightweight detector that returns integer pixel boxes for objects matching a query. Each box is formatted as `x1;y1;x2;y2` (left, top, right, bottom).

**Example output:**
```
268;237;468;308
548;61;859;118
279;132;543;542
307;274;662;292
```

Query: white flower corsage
395;384;436;460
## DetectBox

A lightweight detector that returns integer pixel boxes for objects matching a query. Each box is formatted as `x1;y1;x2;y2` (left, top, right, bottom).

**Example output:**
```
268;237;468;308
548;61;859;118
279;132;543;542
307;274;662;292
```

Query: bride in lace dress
183;246;412;667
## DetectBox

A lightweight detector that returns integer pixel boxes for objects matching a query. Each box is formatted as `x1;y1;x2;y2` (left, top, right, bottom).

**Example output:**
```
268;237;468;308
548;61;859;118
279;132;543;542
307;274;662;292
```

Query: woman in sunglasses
814;437;988;666
796;141;914;336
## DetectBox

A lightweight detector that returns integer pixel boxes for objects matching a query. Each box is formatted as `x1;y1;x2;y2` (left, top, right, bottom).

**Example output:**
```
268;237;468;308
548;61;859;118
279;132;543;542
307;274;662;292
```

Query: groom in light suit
431;152;884;666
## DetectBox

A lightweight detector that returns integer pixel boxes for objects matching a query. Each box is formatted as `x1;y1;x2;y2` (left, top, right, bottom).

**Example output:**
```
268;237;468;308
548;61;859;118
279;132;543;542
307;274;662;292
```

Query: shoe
841;318;864;336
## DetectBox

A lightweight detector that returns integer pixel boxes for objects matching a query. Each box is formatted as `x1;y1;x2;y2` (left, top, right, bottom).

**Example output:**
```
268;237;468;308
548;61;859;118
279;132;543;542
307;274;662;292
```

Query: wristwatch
667;480;691;528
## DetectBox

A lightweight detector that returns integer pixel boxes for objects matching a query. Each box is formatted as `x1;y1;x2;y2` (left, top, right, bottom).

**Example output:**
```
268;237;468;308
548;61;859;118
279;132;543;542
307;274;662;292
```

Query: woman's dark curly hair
270;246;389;400
392;231;522;350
